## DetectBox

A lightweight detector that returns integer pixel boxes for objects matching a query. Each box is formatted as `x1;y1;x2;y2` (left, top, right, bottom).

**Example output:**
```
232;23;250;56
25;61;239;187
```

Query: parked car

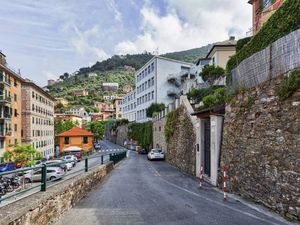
61;155;77;167
24;167;65;183
147;149;165;160
0;162;16;172
138;148;147;154
35;160;68;171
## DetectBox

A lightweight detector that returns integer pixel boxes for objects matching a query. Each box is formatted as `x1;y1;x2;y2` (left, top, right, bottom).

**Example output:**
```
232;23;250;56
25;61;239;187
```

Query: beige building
206;37;237;69
0;52;24;159
54;114;83;128
73;89;88;97
54;97;68;107
21;80;55;158
113;97;122;119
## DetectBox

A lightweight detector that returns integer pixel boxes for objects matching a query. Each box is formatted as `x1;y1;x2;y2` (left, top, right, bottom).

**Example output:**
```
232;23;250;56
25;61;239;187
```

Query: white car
147;149;165;160
61;155;77;167
24;167;65;183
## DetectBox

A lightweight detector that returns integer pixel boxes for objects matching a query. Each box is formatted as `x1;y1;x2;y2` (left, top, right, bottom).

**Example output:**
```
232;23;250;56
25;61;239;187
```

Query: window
14;94;17;101
32;117;34;124
64;137;69;144
14;109;17;117
32;104;35;111
14;124;17;132
151;62;154;71
32;91;35;98
148;80;150;88
152;91;154;100
14;139;17;145
83;136;88;144
148;66;150;74
151;77;154;86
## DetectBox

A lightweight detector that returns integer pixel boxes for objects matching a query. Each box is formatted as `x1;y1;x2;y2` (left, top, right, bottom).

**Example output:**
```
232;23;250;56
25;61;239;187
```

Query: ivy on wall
164;108;180;142
226;1;300;84
128;121;153;150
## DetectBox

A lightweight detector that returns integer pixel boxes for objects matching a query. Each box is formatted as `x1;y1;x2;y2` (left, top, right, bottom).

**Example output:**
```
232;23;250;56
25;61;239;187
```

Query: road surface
56;141;292;225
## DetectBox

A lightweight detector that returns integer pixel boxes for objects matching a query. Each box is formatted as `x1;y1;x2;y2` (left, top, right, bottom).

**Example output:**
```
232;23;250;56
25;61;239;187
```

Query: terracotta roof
57;127;93;137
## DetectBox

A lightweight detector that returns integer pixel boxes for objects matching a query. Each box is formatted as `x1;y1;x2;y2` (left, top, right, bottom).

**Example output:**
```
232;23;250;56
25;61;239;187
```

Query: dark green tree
86;121;105;139
200;65;225;85
146;103;165;118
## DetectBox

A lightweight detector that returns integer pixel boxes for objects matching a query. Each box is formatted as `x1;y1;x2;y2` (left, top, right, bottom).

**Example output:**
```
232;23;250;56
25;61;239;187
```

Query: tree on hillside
54;120;79;145
146;103;165;118
200;65;225;85
86;121;105;140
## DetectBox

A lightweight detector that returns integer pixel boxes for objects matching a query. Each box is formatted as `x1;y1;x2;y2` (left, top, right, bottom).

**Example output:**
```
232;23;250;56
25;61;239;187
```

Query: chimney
0;51;7;66
229;36;235;41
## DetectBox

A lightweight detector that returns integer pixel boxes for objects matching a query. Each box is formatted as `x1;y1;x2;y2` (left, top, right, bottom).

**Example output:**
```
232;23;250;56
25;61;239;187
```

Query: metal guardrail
0;151;127;205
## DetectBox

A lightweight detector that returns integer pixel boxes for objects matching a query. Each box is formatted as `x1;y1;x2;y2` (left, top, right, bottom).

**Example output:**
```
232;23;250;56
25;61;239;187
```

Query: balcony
0;113;11;121
167;89;179;97
0;95;11;105
167;74;177;82
0;74;11;87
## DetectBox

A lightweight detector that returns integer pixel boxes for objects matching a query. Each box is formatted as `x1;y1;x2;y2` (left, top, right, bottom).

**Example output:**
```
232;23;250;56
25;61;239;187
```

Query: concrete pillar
210;115;224;186
165;108;168;116
169;104;173;112
196;119;205;178
175;98;180;109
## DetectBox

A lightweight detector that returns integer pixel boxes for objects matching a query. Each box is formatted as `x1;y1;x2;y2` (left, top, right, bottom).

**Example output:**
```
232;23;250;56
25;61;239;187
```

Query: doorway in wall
204;119;211;177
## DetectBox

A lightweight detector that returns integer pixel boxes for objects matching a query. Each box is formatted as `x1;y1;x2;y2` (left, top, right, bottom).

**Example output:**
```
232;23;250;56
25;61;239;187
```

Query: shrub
236;37;252;52
226;1;300;82
146;103;165;117
202;87;227;108
200;65;225;85
276;70;300;100
187;86;222;104
241;96;254;110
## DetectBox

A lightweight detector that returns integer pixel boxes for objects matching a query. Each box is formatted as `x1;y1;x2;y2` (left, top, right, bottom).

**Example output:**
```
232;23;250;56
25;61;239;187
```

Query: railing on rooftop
0;151;127;207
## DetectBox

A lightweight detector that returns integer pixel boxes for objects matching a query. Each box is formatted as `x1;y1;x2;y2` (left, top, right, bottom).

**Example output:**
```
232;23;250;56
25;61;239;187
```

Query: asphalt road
56;141;293;225
0;141;126;207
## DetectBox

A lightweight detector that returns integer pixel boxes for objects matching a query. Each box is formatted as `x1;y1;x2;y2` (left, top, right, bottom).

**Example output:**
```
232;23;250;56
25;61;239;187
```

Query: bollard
223;165;228;201
85;158;88;172
199;164;204;188
41;164;47;191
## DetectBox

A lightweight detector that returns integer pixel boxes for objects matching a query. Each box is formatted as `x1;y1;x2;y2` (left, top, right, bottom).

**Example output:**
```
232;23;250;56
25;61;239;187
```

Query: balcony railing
0;74;11;86
0;95;12;103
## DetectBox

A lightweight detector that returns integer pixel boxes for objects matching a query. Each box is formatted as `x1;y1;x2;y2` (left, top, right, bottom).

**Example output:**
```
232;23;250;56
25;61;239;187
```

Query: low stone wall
219;74;300;220
0;162;114;225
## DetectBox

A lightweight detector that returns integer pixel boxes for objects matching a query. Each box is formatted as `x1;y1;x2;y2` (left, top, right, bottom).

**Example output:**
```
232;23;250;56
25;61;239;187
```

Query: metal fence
0;151;127;206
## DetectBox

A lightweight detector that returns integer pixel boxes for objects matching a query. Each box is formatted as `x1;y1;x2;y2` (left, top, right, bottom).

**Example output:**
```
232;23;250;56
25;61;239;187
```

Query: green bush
236;37;252;52
202;87;227;108
276;70;300;100
128;122;153;150
226;1;300;82
146;103;165;117
165;108;180;142
187;86;222;104
200;65;225;85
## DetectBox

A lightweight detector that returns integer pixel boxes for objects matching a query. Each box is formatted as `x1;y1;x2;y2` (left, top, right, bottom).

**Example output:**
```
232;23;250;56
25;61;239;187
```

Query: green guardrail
0;151;127;205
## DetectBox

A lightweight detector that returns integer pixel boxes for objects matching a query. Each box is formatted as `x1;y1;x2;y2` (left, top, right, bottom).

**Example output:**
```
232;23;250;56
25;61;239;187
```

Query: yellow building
0;52;24;159
206;37;237;69
54;97;68;107
54;114;83;128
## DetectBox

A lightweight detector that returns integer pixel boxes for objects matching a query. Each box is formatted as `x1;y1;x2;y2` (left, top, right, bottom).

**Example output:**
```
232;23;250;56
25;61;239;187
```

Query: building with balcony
113;97;122;119
121;91;136;122
135;56;192;122
21;80;55;158
0;52;24;159
248;0;285;34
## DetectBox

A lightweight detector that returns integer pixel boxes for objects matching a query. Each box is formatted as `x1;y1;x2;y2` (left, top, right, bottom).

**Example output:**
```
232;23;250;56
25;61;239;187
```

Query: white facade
69;107;91;124
121;91;136;122
135;56;192;122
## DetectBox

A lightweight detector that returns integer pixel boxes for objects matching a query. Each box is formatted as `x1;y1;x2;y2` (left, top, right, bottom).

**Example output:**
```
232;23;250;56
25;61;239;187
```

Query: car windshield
152;150;160;153
0;163;7;168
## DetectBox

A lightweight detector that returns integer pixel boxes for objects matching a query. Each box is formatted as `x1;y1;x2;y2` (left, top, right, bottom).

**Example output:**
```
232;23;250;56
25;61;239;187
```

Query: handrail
0;150;127;206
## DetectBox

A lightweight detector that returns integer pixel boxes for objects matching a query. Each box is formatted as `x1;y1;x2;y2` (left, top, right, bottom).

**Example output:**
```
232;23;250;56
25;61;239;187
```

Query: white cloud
114;0;251;55
70;24;110;61
105;0;122;22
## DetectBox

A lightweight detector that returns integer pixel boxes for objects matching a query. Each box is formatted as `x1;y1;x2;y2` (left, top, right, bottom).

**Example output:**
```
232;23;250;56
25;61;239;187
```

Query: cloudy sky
0;0;251;86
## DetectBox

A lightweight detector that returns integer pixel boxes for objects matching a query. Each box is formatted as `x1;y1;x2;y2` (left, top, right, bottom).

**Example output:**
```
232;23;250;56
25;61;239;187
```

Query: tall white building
121;91;136;122
135;56;192;122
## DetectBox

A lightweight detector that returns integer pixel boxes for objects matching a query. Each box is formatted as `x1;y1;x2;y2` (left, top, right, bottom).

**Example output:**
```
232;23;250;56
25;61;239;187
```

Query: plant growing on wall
165;108;180;142
128;122;153;150
202;87;227;108
226;0;300;84
146;103;165;117
276;69;300;100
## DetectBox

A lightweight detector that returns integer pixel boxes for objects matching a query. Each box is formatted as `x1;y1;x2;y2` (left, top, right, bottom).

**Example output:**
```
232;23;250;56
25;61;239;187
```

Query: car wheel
49;176;56;181
24;178;31;183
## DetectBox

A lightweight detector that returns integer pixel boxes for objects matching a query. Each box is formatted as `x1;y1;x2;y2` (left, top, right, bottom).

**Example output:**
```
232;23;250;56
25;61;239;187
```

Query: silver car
24;167;65;183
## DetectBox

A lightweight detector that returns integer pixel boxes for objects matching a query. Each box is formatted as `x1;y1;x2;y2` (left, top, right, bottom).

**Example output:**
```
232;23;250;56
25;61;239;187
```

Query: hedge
226;1;300;81
128;121;153;150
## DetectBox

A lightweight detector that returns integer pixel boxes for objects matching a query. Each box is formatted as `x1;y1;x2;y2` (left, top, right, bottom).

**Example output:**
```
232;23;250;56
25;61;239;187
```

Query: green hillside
49;45;212;110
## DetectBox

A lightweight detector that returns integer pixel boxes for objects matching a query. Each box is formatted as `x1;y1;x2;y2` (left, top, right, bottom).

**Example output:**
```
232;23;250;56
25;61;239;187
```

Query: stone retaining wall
0;162;114;225
219;74;300;220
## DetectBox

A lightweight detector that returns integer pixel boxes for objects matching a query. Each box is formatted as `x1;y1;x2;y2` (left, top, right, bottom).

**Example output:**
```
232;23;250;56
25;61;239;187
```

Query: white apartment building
68;107;91;124
121;90;136;122
21;81;55;158
135;56;192;122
